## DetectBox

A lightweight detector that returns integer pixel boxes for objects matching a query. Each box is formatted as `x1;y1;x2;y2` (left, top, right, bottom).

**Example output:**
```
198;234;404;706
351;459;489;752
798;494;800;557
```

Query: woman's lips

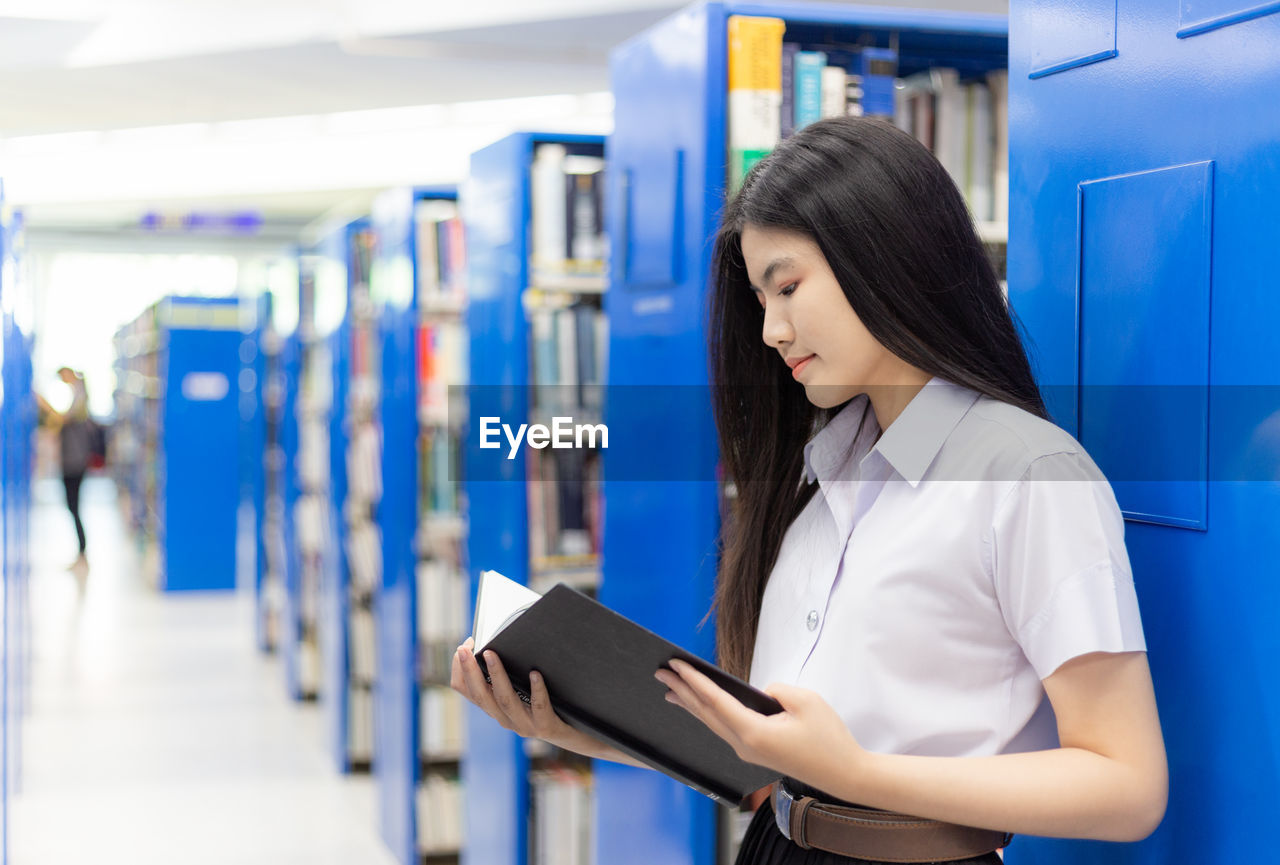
789;355;815;379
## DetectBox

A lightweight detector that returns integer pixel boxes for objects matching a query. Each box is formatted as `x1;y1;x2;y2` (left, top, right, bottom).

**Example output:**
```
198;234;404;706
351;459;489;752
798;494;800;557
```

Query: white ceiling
0;0;1007;240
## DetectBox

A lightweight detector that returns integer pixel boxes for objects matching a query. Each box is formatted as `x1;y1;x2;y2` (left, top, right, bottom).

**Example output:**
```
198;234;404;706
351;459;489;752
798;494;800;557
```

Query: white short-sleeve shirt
748;378;1147;758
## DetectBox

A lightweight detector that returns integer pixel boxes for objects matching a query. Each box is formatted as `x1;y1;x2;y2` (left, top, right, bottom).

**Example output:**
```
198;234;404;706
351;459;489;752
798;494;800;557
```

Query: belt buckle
773;783;796;842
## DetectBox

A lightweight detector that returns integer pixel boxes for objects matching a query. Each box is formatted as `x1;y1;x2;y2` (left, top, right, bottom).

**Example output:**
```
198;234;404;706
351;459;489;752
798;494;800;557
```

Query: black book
473;570;783;805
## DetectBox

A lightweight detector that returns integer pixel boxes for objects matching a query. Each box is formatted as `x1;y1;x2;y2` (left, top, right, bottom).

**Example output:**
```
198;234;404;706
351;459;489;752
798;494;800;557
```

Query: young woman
37;367;94;570
453;116;1167;864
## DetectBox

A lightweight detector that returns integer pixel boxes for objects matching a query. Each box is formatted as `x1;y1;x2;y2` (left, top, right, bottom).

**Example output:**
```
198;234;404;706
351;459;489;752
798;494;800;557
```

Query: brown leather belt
772;781;1013;863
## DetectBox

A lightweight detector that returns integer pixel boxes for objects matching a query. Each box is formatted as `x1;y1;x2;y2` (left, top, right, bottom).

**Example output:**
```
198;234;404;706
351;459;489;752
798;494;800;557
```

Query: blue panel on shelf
279;331;305;699
372;184;458;865
1010;0;1280;859
1025;0;1117;78
1078;162;1212;530
161;302;242;592
375;302;417;865
602;5;722;865
462;132;533;865
1179;0;1280;35
621;148;684;288
324;318;351;772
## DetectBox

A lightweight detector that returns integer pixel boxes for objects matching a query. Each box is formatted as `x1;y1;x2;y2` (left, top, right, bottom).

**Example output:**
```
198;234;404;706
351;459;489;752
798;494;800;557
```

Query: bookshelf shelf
527;275;608;294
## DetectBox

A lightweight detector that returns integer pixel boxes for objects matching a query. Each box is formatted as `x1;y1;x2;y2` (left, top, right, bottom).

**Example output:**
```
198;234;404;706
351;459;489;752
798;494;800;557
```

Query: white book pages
472;569;542;651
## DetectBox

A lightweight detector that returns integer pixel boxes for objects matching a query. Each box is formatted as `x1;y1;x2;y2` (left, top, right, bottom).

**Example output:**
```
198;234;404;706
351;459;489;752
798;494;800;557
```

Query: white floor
10;477;400;865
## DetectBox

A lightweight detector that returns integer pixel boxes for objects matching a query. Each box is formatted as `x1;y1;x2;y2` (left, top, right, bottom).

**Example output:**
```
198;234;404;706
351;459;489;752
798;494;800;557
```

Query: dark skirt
735;798;1004;865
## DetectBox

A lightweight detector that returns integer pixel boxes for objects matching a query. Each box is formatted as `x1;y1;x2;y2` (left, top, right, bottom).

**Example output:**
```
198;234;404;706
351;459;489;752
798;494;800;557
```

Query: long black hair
709;116;1046;677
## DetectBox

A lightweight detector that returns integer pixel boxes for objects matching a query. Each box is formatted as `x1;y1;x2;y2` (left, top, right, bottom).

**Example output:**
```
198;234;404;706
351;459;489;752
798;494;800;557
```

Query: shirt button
806;610;820;631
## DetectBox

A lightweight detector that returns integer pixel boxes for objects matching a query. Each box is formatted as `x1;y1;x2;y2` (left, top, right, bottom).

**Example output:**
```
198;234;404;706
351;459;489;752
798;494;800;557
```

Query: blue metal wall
1008;1;1280;861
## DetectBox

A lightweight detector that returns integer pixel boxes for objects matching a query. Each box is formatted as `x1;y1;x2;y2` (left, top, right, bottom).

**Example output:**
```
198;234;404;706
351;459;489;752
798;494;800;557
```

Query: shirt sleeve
989;449;1147;680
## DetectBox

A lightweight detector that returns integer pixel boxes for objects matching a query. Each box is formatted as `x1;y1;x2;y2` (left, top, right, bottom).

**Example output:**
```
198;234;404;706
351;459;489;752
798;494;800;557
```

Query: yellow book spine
728;15;785;91
727;15;786;192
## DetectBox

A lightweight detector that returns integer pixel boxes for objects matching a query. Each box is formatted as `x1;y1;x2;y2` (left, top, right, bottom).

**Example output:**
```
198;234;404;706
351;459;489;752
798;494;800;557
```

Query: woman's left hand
655;659;866;791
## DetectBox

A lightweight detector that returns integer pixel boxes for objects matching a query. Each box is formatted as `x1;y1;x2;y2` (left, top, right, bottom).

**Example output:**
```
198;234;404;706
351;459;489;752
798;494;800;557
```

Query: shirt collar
803;378;980;488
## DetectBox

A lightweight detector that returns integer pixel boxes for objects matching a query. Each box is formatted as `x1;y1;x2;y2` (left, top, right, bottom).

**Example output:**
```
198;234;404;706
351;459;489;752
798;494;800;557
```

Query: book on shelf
987;70;1009;224
793;50;826;131
416;559;467;648
300;639;322;695
820;64;846;119
420;686;466;756
349;608;378;683
345;422;382;506
345;521;382;597
858;48;898;118
726;22;1006;232
780;42;798;139
528;303;606;413
348;686;374;762
526;447;601;561
727;15;785;191
471;570;784;805
531;144;606;280
418;431;460;514
416;775;464;854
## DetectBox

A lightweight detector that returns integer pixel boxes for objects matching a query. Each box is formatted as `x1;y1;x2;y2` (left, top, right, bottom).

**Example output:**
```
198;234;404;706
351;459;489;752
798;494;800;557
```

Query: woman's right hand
450;637;643;766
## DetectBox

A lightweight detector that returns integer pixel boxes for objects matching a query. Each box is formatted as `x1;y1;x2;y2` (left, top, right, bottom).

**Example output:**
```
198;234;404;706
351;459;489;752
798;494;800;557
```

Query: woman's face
740;223;898;408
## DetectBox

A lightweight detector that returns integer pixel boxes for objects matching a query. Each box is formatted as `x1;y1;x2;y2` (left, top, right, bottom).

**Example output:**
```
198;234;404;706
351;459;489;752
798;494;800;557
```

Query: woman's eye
778;282;798;297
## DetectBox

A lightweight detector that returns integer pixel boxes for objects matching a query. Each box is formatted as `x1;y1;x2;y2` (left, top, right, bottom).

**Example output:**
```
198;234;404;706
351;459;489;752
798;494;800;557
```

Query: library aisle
10;475;399;865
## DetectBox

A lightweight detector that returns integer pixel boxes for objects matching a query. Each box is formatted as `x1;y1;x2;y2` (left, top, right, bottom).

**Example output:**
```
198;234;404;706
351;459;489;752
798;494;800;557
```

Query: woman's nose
761;306;793;349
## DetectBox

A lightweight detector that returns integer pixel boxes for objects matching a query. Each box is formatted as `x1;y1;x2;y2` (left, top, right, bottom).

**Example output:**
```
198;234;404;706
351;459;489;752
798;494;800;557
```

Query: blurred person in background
36;367;96;570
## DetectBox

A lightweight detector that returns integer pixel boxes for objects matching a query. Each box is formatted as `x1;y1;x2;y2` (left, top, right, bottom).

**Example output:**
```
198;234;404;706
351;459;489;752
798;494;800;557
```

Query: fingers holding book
451;638;648;769
450;639;560;739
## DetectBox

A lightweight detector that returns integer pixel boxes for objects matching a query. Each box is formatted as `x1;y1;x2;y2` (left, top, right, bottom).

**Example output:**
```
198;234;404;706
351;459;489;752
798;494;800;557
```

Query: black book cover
478;583;783;805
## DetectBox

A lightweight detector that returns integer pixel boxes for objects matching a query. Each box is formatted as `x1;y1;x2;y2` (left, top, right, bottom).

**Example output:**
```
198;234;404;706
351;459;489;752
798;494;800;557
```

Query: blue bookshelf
286;249;332;703
276;290;307;696
241;294;269;646
462;131;607;865
1007;1;1280;862
1;194;35;865
110;296;243;592
370;185;469;865
304;217;379;773
606;4;1006;863
252;270;302;656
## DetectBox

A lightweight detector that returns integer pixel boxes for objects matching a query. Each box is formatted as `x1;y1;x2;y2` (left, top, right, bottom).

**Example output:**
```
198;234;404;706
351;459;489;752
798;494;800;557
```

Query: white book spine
968;83;993;223
820;66;847;119
531;144;568;275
